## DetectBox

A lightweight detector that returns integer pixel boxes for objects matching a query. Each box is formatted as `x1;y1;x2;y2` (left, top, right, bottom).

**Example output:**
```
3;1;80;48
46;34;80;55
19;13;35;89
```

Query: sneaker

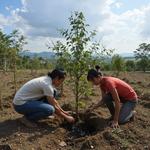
19;116;37;128
47;115;55;119
130;110;136;121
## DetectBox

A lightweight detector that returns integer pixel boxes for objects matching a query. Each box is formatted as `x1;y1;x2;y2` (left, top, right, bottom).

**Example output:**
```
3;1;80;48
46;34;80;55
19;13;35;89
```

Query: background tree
0;29;26;108
111;54;125;76
0;30;11;72
9;30;27;92
0;30;10;109
125;60;136;71
21;55;31;69
134;43;150;72
30;57;41;75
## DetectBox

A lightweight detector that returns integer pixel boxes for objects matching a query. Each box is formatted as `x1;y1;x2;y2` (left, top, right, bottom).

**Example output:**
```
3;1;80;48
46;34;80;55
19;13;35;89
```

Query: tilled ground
0;71;150;150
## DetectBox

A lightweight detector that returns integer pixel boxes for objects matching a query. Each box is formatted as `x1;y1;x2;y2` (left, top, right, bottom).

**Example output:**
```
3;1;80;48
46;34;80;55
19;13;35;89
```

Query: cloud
12;0;114;37
9;0;117;51
115;2;123;8
97;4;150;52
140;6;150;38
1;0;150;53
0;14;9;29
23;36;63;52
23;36;50;52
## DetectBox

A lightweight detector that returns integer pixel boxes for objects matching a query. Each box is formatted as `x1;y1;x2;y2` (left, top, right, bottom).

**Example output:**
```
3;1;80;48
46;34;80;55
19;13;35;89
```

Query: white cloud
9;0;115;51
23;36;50;52
97;4;150;52
12;0;115;37
5;6;11;11
0;14;9;29
1;0;150;53
115;2;123;8
23;36;63;52
140;6;150;38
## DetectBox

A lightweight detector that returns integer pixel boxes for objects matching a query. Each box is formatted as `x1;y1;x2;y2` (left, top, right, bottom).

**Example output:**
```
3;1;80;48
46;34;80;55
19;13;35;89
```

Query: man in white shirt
13;69;75;127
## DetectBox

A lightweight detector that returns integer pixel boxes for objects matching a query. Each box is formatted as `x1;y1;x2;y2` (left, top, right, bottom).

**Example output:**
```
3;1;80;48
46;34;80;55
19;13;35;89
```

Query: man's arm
110;88;121;126
46;96;75;123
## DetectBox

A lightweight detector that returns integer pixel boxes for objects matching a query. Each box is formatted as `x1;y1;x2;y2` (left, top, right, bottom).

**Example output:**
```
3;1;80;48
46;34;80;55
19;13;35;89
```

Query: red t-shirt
100;77;138;102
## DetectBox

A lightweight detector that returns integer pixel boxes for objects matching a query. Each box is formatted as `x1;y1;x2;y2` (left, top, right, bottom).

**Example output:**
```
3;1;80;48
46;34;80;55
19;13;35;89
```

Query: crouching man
86;69;138;128
13;69;75;127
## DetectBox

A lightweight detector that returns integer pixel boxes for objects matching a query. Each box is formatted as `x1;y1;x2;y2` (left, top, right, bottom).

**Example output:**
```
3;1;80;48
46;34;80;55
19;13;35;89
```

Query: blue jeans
103;94;137;124
13;98;55;121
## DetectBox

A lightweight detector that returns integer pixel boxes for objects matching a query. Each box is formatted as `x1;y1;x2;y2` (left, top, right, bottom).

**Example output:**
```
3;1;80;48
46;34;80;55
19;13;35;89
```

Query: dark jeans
13;98;55;121
103;94;137;124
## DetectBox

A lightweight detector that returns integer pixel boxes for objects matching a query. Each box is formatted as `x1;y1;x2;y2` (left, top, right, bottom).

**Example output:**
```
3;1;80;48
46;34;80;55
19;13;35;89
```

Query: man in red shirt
87;69;138;128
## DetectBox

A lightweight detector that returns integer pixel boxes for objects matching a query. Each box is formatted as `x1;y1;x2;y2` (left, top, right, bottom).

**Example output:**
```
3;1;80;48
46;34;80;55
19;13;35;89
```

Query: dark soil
0;71;150;150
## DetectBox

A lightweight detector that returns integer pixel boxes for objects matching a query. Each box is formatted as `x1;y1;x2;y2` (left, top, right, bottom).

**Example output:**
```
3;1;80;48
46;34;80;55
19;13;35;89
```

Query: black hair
48;69;66;80
95;65;101;70
87;69;102;81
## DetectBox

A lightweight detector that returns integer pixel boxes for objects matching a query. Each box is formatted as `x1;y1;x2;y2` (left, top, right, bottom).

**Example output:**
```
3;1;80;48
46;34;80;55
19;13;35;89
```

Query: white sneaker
48;115;55;119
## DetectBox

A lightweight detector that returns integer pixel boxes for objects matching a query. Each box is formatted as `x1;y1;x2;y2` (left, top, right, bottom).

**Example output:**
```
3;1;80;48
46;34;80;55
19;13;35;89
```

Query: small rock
17;133;21;137
36;132;42;136
91;145;94;149
144;145;149;150
31;133;35;136
59;141;67;147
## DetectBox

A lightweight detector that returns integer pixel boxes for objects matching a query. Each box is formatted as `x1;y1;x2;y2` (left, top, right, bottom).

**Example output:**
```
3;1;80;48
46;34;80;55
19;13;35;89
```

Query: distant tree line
95;43;150;75
0;30;54;72
1;29;149;75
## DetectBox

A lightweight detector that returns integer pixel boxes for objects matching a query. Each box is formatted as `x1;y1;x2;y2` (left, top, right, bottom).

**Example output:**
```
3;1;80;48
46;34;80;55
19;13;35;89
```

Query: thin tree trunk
13;57;17;93
4;57;7;72
0;73;3;110
75;77;79;120
0;88;2;110
30;61;34;76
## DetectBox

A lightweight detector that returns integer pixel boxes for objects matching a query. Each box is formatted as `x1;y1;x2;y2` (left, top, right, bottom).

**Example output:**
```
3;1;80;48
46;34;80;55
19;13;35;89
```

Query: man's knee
118;114;130;124
118;117;126;124
44;106;55;115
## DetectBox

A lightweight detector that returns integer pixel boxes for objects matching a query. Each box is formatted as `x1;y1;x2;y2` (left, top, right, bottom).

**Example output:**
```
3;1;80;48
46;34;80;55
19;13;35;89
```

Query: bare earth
0;70;150;150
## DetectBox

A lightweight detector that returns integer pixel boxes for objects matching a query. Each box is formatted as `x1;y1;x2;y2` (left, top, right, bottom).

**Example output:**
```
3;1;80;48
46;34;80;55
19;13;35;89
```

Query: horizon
21;50;135;58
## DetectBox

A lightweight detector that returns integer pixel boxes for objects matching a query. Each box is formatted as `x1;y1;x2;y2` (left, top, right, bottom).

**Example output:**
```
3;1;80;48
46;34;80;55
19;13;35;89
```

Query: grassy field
0;70;150;150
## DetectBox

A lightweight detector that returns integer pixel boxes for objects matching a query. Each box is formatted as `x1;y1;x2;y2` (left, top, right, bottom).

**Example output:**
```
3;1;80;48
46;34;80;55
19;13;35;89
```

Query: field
0;70;150;150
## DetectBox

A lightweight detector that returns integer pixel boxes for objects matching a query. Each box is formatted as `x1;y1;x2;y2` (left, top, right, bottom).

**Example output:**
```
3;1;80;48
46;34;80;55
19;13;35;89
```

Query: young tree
30;57;41;75
125;60;136;71
0;29;26;108
134;43;150;72
21;55;31;69
0;30;11;72
111;54;125;76
50;12;112;118
9;30;27;92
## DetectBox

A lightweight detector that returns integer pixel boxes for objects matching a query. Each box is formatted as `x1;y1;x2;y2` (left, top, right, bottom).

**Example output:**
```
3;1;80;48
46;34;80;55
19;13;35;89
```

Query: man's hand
63;111;72;115
108;120;119;128
65;116;75;123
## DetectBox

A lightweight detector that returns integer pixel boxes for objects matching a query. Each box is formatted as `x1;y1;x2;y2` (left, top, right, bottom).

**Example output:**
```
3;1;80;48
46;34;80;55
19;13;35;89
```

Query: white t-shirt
13;76;55;105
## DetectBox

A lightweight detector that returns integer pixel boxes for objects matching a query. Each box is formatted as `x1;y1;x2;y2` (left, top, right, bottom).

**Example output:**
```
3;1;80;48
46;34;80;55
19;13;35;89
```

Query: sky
0;0;150;54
